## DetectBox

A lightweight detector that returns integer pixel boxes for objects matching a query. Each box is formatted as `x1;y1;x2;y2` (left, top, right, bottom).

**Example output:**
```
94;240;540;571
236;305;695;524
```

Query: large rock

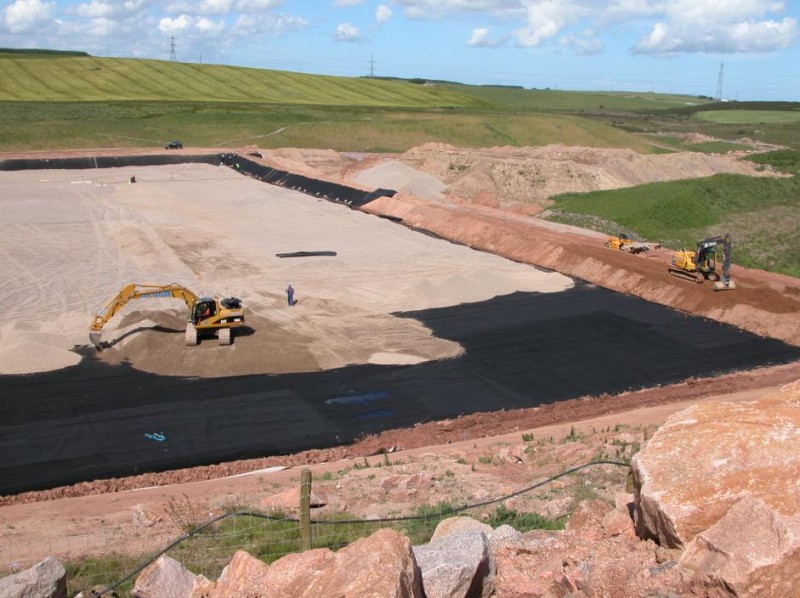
632;381;800;594
413;530;494;598
632;382;800;549
132;554;208;598
207;550;271;598
430;516;492;543
0;557;66;598
491;524;686;597
257;549;335;598
680;496;800;597
283;528;423;597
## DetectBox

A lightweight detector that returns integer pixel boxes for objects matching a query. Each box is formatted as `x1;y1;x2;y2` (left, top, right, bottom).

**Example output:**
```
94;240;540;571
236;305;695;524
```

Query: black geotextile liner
220;153;395;207
0;154;222;171
0;152;398;209
2;282;799;495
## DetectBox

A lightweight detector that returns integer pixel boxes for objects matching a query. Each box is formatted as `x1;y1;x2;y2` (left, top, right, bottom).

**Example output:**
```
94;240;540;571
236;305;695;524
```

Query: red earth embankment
362;193;800;347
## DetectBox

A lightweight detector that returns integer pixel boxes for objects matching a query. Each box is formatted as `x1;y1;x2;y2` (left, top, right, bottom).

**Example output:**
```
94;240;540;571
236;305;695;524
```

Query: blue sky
1;0;798;100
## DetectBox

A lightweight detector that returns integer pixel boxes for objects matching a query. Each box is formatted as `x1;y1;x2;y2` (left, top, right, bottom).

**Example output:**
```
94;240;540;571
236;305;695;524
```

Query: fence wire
66;459;628;597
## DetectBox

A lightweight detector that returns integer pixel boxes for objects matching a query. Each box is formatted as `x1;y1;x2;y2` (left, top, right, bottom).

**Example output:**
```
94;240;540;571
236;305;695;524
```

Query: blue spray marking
325;390;390;406
144;432;166;442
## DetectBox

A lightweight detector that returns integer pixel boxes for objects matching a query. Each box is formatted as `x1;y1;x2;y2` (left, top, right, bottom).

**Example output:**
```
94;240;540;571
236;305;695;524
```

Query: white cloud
69;0;109;19
513;0;582;47
196;16;225;34
633;0;798;54
467;26;504;47
159;14;189;33
376;4;392;23
334;0;364;6
199;0;233;15
334;22;360;41
122;0;148;12
560;30;603;55
1;0;55;33
274;14;308;35
235;0;284;12
396;0;798;55
395;1;521;20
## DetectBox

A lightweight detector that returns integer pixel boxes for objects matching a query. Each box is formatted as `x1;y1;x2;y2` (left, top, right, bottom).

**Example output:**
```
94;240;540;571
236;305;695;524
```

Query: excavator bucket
89;332;103;350
713;280;736;291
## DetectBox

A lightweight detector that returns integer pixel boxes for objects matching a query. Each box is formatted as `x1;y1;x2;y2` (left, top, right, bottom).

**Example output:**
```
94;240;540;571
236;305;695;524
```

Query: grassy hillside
447;85;708;112
546;165;800;277
696;110;800;124
0;53;663;152
0;54;485;108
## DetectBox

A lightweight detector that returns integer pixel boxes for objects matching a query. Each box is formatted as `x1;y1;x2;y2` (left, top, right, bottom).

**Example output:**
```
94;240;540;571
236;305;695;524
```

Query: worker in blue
286;284;295;306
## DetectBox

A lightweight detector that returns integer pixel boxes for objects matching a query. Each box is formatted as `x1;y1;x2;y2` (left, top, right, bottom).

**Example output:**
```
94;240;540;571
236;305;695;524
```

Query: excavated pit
1;153;799;495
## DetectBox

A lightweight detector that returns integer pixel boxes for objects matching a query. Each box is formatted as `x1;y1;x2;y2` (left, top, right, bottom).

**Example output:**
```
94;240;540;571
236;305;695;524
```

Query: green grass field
546;172;800;277
695;110;800;124
0;54;486;108
0;100;654;152
441;85;708;112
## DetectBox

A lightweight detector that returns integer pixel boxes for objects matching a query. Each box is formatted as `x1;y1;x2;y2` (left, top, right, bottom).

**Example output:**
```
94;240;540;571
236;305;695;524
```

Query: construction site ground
1;143;799;571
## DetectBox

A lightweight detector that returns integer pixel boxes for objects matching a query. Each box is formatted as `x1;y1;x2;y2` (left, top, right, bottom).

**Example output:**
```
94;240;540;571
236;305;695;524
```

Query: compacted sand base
0;163;571;376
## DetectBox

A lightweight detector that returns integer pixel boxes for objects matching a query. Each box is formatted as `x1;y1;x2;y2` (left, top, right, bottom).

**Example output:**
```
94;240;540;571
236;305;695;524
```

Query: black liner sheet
2;283;798;495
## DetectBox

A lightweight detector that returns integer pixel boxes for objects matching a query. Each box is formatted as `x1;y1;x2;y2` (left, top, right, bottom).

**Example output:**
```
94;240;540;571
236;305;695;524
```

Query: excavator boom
89;283;199;348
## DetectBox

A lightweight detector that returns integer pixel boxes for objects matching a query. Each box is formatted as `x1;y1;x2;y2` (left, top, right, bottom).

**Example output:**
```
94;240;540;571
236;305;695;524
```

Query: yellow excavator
89;283;245;349
669;233;736;291
605;232;659;254
605;232;635;251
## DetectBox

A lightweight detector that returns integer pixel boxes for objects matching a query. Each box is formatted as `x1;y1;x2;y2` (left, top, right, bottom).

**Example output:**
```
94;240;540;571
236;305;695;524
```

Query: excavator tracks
668;268;704;284
185;324;198;346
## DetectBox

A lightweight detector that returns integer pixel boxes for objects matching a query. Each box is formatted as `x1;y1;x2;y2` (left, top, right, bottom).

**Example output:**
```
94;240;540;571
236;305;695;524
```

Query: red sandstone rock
132;555;208;598
632;381;800;549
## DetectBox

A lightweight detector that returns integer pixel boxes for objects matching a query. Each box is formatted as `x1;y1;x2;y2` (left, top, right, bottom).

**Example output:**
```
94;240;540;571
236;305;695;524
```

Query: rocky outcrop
491;501;685;597
413;530;494;598
429;516;492;543
134;529;423;598
632;381;800;594
131;555;209;598
0;557;66;598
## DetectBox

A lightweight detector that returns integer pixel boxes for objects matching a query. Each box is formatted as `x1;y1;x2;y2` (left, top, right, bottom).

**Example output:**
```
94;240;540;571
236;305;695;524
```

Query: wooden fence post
300;468;312;550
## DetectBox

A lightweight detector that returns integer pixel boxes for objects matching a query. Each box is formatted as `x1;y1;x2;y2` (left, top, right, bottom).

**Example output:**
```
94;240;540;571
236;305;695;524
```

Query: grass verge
546;173;800;276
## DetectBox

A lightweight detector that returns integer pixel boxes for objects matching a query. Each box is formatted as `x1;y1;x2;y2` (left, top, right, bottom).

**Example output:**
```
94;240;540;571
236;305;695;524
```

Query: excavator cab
192;299;217;325
696;247;719;281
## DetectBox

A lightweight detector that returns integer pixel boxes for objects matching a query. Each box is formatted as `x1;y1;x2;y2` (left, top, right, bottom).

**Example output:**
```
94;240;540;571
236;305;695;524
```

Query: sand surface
0;163;571;376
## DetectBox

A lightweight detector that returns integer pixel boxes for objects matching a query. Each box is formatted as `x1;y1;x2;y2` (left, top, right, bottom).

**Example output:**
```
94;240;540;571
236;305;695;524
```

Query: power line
169;34;177;62
715;61;724;100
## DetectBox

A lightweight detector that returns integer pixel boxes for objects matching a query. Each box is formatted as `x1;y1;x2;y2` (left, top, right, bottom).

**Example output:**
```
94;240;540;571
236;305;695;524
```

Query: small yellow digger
669;234;736;291
605;232;659;254
89;283;245;349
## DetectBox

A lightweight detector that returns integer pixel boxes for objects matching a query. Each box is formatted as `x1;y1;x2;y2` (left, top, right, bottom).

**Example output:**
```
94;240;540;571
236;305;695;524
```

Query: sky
1;0;798;101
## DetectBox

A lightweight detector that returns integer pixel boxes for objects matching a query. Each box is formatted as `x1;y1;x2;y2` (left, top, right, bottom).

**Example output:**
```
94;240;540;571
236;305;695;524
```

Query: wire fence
32;459;629;596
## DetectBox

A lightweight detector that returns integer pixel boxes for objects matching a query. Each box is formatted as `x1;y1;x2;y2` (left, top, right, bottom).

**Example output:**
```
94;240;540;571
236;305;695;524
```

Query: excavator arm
89;283;198;348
